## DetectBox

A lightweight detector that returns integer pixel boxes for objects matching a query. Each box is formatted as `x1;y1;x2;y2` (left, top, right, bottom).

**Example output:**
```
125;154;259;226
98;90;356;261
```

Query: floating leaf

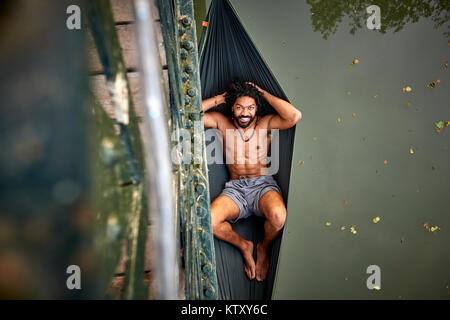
409;147;414;154
350;58;360;66
313;136;317;141
373;94;378;98
435;121;445;133
341;226;346;231
352;113;356;117
344;200;348;205
402;86;412;93
372;216;381;223
298;160;304;166
445;61;448;68
337;116;342;123
325;222;332;227
424;222;440;232
436;121;445;129
384;160;388;165
406;102;411;108
427;79;440;88
373;286;381;291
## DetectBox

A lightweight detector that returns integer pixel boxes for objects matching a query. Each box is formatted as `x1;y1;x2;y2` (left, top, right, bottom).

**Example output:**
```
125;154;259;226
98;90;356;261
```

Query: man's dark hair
225;80;264;116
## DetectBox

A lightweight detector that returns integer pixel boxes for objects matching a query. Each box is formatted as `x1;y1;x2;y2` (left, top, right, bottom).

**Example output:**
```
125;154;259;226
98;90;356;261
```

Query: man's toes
245;266;255;280
257;271;266;282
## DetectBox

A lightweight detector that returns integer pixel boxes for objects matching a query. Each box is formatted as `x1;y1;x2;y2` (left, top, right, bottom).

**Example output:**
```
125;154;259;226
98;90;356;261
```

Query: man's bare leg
256;190;287;282
211;195;256;280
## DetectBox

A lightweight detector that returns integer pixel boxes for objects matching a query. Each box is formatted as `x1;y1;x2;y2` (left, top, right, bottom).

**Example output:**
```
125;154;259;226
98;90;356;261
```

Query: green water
226;0;450;299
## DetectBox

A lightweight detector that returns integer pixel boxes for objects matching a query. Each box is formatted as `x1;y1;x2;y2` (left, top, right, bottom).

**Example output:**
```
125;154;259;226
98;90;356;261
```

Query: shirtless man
202;80;301;281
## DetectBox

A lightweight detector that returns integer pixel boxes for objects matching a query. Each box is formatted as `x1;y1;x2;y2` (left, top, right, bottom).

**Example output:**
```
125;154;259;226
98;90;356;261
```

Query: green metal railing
158;0;218;300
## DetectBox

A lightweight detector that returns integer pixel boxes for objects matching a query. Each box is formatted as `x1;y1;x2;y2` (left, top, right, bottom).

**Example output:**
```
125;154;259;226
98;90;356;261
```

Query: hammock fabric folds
199;0;296;300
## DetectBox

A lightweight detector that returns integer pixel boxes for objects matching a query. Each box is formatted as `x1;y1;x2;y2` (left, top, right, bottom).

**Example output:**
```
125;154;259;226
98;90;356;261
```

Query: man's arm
248;82;302;130
202;92;226;128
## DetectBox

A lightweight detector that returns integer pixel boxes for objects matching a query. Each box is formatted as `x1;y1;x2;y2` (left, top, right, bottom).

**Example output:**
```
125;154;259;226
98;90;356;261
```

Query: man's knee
210;195;240;230
268;206;286;231
210;205;230;232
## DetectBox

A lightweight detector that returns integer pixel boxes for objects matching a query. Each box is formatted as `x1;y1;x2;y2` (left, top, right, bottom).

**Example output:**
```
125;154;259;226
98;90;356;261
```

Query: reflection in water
306;0;450;39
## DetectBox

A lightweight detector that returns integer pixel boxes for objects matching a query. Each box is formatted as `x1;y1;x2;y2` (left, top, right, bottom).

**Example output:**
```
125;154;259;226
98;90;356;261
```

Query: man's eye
248;107;254;111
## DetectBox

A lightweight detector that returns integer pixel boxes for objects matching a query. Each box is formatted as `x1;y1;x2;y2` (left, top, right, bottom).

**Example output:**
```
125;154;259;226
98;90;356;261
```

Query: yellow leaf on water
409;147;414;154
344;200;348;205
341;226;346;231
430;226;441;232
352;113;356;117
350;58;360;66
313;136;317;141
325;222;331;227
373;216;381;223
338;116;342;123
373;286;381;291
384;160;388;165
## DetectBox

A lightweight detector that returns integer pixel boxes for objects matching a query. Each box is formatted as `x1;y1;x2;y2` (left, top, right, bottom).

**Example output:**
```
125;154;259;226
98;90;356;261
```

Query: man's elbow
289;109;302;126
294;110;302;123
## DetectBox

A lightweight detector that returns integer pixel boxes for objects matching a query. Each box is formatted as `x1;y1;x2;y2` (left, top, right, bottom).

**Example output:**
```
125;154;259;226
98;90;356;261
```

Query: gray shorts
220;175;282;223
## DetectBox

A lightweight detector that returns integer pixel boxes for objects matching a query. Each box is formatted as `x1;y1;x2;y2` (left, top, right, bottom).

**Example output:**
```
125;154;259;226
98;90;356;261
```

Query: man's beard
235;115;255;128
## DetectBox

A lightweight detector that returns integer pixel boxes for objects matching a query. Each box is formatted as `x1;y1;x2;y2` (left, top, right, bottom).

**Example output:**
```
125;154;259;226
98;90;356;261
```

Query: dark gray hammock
199;0;296;300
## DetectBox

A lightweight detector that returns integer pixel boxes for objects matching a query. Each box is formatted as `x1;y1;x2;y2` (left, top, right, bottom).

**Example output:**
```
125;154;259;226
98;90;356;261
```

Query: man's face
232;96;257;128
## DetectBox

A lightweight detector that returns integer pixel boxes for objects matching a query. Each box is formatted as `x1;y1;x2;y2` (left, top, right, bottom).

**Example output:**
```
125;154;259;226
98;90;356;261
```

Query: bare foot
256;243;269;282
240;240;255;280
